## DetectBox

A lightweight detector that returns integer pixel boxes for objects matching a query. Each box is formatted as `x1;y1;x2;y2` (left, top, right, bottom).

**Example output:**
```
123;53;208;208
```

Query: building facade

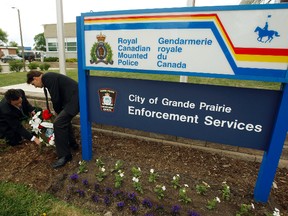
43;22;77;59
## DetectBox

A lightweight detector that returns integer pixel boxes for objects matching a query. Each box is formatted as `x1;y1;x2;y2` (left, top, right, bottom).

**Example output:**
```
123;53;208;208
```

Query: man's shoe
52;154;72;169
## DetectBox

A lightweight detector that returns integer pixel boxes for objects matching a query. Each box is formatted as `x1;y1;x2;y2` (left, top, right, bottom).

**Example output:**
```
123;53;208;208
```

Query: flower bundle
29;109;55;146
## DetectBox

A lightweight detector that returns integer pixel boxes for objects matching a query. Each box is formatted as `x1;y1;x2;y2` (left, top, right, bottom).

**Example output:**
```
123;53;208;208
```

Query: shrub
9;60;24;72
66;58;77;63
39;63;50;71
44;57;59;62
28;62;39;70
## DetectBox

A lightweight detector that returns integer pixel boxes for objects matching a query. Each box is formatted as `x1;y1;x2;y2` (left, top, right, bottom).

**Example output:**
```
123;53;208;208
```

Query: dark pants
53;110;76;158
0;130;22;146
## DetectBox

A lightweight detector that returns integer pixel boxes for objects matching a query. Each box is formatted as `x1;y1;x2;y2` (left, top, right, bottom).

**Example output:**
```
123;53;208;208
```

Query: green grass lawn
0;181;99;216
0;69;281;90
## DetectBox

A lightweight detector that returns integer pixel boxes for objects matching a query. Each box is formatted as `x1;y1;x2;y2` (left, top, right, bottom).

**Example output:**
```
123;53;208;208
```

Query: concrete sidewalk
0;83;45;98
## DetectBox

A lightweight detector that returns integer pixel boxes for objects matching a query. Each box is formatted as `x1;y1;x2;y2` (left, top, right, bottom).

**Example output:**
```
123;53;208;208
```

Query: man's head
4;89;22;108
26;71;44;88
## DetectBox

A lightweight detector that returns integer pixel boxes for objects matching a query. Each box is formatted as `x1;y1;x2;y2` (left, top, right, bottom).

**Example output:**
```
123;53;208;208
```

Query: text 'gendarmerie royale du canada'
117;37;213;68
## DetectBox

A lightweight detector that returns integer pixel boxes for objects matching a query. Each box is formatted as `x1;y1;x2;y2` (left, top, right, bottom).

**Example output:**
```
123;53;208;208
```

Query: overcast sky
0;0;241;48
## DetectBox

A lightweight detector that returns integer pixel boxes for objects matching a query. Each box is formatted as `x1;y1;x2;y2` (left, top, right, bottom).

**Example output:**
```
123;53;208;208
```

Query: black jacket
42;72;79;116
0;89;34;140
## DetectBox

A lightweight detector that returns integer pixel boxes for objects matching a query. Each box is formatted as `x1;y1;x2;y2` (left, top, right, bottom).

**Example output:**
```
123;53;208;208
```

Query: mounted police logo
254;15;280;43
98;89;117;112
90;32;114;65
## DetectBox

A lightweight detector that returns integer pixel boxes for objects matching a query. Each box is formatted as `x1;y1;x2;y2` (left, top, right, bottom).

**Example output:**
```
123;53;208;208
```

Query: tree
9;41;18;47
0;28;8;46
34;33;46;51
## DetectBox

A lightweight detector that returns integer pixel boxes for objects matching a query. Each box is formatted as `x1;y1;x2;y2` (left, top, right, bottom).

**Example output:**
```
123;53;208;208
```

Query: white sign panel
81;4;288;82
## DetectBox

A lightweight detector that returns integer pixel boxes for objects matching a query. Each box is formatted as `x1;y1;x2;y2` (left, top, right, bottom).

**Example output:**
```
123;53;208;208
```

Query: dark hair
26;70;43;84
4;89;22;103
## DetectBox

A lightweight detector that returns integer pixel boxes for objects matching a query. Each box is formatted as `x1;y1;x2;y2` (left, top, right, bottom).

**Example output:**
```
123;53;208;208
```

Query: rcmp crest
98;89;117;112
90;32;114;65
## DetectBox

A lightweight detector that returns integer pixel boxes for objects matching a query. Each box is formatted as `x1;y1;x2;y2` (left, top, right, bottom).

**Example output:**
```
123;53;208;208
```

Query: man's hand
34;137;41;145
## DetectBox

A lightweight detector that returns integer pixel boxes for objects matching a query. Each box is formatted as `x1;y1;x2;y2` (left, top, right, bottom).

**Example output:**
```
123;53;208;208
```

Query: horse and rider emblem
254;15;280;43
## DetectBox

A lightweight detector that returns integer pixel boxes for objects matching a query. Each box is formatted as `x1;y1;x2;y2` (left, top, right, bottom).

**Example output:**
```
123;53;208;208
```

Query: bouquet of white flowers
29;109;55;147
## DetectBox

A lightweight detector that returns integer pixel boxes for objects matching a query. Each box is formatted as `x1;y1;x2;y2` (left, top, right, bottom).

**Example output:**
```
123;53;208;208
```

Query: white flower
29;118;42;128
216;197;221;203
173;175;180;180
203;181;210;188
251;203;255;209
119;171;124;178
150;169;154;173
33;111;41;119
162;185;166;191
138;167;141;171
132;177;139;182
273;208;280;216
101;167;105;172
31;127;41;135
40;122;53;128
184;184;189;188
48;139;55;146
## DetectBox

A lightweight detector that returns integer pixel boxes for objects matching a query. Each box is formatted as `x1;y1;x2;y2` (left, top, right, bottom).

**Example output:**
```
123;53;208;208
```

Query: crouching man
0;89;41;146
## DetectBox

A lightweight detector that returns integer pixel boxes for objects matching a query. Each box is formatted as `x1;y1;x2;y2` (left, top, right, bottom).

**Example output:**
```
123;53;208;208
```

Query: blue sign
88;76;281;151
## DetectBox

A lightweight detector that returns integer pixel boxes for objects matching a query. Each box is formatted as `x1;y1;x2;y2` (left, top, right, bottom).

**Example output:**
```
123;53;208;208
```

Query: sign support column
254;83;288;202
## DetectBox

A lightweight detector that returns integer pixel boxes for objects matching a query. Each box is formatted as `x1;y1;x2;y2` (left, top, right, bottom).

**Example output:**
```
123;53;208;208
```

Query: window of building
48;42;58;51
66;42;77;51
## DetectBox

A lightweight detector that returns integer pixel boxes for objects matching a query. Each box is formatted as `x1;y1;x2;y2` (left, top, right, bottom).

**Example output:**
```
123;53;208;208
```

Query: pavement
0;83;45;98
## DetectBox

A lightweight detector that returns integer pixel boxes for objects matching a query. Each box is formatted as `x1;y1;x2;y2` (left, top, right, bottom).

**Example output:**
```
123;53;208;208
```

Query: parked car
0;55;23;63
18;51;35;62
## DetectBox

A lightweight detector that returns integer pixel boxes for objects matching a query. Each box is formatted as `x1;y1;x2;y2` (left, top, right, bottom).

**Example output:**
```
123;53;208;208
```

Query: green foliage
0;181;98;216
66;58;77;63
95;157;105;168
34;33;46;51
111;160;124;173
221;182;231;201
8;41;18;47
96;166;107;182
236;203;254;216
39;63;51;71
28;62;39;70
114;170;124;189
154;184;166;200
0;28;8;45
206;197;220;210
148;169;159;183
45;57;59;62
196;182;210;195
179;185;192;204
0;181;53;215
77;160;88;174
171;174;181;189
131;166;142;178
8;60;24;72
